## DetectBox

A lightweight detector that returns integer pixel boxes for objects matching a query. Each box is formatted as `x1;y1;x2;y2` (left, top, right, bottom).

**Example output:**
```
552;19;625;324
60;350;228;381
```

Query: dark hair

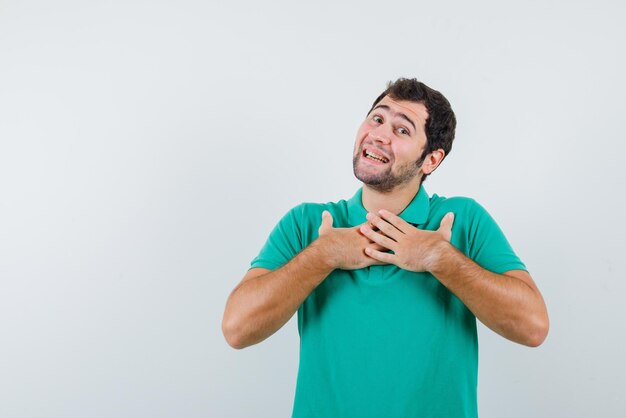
368;78;457;182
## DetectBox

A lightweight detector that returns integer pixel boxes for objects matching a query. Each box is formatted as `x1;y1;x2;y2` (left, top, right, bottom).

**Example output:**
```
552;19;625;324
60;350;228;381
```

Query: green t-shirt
250;185;527;418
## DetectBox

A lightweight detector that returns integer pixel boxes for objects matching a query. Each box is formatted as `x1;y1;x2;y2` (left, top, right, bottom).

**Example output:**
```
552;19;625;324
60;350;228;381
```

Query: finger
438;212;454;233
437;212;454;242
371;243;388;252
367;258;389;266
365;213;403;240
360;224;397;250
377;209;413;234
364;247;396;264
318;210;333;233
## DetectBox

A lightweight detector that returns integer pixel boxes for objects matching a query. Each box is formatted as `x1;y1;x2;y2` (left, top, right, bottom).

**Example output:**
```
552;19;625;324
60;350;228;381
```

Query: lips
362;147;390;164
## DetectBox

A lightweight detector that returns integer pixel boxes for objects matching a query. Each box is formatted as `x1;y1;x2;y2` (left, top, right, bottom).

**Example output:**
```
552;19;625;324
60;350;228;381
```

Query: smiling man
222;78;549;418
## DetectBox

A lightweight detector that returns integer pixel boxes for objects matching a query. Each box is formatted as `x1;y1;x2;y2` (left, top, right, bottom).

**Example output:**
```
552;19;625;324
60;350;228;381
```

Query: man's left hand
360;210;455;273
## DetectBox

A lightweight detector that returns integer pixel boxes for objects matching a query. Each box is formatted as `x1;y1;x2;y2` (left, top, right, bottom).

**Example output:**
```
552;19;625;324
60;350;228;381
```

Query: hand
359;209;455;272
316;211;388;270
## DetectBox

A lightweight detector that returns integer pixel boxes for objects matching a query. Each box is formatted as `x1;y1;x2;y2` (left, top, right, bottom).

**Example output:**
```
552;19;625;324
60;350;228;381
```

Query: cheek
354;126;369;150
393;143;421;162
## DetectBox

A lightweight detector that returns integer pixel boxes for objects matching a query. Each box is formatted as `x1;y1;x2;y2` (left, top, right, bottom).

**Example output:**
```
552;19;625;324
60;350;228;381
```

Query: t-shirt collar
347;185;431;227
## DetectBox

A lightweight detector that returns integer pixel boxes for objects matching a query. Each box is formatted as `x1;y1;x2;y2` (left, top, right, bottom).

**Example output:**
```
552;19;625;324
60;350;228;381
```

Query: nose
369;125;391;144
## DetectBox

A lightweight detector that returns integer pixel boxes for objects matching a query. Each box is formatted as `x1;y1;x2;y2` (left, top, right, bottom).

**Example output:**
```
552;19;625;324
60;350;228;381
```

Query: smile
363;149;389;164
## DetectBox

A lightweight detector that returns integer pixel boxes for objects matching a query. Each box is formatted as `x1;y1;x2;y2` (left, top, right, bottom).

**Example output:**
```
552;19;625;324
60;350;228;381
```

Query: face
352;96;430;192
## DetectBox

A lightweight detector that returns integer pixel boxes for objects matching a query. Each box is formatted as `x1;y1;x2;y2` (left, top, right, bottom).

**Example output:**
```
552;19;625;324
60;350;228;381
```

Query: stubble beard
352;152;426;193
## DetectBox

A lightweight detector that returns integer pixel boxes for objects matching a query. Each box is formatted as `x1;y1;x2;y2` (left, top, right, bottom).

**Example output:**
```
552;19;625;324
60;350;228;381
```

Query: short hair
368;78;457;182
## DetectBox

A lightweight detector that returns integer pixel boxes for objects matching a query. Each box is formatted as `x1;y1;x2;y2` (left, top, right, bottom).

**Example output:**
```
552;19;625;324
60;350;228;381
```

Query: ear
421;149;446;175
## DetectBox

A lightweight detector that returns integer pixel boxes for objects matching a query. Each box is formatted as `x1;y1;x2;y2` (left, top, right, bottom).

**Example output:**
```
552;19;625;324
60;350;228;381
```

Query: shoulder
274;197;351;247
291;199;348;226
427;193;520;265
429;193;489;220
426;194;500;238
282;197;351;227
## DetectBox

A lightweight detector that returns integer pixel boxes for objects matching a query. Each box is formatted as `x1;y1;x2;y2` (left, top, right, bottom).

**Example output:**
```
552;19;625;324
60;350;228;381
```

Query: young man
222;78;549;418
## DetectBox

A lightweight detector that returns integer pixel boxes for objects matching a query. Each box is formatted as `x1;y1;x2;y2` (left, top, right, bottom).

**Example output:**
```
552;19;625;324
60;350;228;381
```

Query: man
222;78;549;418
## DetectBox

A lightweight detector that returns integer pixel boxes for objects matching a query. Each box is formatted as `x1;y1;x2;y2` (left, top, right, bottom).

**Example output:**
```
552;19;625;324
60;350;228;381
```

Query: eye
397;127;410;135
372;115;383;124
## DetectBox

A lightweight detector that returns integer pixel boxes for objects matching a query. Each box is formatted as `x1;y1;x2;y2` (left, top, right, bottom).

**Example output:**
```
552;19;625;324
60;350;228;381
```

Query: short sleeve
249;204;305;271
466;200;527;274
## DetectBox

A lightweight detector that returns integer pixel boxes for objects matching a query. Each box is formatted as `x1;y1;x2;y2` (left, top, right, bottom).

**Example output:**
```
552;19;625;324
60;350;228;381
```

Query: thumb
319;210;333;233
438;212;455;238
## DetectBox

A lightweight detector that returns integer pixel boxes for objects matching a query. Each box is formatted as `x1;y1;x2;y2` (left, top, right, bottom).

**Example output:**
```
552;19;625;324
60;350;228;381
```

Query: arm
222;211;386;349
361;210;549;347
222;241;333;350
429;244;548;347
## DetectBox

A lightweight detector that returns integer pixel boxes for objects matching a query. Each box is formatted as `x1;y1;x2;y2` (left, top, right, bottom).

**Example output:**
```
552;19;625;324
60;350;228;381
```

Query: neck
361;178;422;215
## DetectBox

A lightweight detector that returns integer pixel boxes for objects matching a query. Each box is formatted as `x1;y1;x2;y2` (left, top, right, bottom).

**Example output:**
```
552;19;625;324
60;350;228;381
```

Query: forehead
374;96;429;128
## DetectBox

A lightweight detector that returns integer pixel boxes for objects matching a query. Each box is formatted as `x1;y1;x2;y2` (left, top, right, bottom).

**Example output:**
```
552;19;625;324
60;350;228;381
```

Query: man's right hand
223;209;389;349
316;210;389;270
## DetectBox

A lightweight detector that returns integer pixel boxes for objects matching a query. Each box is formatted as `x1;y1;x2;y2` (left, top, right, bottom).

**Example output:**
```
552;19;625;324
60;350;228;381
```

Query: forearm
222;240;333;349
430;242;549;347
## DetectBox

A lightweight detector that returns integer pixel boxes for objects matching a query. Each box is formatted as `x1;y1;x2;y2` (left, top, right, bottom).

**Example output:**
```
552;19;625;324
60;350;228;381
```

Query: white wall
1;0;624;417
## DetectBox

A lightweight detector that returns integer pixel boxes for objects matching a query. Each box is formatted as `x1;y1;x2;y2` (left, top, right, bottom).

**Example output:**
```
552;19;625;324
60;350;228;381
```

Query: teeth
365;150;389;163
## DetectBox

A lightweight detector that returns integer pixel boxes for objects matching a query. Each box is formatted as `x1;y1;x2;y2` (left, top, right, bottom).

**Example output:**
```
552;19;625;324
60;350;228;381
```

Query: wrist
427;239;455;275
310;235;338;271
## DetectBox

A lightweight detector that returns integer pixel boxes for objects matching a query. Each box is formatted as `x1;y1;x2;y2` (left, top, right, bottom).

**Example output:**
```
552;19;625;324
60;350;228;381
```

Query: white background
1;0;625;417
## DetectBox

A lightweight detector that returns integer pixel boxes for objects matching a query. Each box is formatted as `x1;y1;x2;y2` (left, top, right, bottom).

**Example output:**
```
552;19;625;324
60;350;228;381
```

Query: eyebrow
371;104;417;132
